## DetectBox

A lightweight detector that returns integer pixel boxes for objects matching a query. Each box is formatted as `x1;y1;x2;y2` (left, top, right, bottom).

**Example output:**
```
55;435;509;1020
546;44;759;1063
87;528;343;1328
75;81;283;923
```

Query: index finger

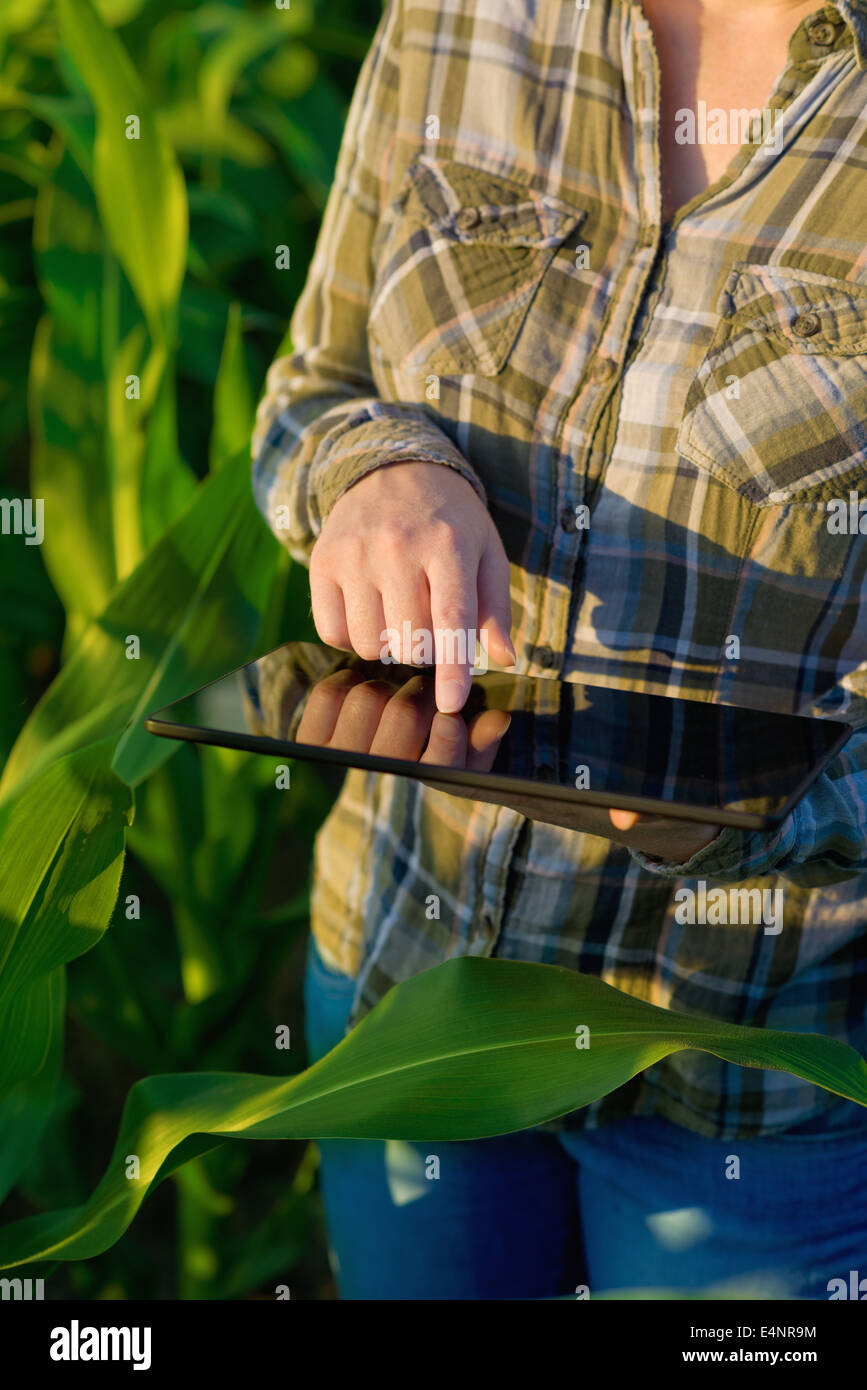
426;553;478;715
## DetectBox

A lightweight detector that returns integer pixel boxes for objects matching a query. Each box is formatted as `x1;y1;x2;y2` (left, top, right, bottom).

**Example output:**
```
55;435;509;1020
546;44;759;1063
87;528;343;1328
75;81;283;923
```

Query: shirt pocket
368;155;586;378
675;263;867;505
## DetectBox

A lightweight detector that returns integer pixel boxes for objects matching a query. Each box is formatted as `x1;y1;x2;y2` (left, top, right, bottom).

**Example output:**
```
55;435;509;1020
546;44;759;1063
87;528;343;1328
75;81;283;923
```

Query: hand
310;461;516;714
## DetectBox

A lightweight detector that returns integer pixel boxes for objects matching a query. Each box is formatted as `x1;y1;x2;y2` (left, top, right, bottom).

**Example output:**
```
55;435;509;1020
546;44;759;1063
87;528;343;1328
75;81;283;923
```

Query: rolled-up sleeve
251;0;485;565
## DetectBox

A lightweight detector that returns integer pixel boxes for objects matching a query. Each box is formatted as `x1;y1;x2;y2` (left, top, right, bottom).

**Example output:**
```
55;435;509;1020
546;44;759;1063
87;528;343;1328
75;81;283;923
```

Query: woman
252;0;867;1299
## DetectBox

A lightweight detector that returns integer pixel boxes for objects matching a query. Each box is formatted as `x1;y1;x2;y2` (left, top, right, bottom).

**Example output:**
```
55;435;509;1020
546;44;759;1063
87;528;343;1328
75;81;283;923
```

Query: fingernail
438;680;465;713
504;637;517;663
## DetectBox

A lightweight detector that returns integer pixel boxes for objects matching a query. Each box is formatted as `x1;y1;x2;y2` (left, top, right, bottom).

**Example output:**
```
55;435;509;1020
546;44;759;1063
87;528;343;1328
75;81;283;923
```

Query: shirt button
807;20;837;46
593;356;616;383
455;207;481;230
791;311;821;338
560;506;580;533
536;645;556;668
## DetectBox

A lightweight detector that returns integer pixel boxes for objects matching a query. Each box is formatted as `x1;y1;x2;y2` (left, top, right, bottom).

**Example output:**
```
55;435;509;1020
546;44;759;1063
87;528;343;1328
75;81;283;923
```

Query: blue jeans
304;936;867;1300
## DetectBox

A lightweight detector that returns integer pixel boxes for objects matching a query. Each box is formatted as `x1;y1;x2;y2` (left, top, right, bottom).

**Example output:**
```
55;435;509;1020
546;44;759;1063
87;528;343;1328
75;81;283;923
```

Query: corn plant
0;0;864;1298
0;0;378;1299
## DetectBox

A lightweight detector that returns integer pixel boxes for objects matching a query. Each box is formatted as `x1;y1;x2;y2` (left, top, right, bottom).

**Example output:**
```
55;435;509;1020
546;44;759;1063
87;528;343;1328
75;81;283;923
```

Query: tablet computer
143;640;852;830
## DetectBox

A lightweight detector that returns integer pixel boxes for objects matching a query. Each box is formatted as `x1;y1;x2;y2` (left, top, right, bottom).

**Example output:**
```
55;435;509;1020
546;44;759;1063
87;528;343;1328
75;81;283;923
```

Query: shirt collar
822;1;867;67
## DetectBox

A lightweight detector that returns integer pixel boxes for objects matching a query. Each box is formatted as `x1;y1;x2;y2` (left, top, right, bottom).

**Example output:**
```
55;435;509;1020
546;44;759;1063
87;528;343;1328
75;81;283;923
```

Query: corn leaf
56;0;187;343
0;457;279;798
209;302;254;473
0;742;132;1023
0;970;65;1203
0;955;864;1268
29;141;117;627
0;745;131;1197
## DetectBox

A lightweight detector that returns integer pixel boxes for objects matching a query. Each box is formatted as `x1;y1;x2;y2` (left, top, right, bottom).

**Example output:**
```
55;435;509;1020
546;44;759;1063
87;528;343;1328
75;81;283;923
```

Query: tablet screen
144;641;852;829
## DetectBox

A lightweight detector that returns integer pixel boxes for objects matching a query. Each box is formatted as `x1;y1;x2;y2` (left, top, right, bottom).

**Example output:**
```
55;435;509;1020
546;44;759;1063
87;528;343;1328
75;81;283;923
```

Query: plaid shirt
252;0;867;1138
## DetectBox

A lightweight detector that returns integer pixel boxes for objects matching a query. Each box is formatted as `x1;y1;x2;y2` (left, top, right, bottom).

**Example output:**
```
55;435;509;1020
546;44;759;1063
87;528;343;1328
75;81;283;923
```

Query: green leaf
0;743;130;1196
190;6;312;190
0;969;65;1203
136;346;198;551
258;44;318;102
28;127;196;623
0;956;863;1268
29;141;116;626
92;0;149;23
56;0;187;342
0;742;132;1022
197;6;312;138
209;302;253;472
0;458;279;797
127;741;281;1005
156;100;273;169
17;97;95;184
0;0;50;36
251;84;345;208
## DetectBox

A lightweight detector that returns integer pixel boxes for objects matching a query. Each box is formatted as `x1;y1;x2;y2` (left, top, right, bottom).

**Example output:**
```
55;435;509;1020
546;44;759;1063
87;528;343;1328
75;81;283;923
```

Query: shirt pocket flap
727;264;867;356
677;263;867;504
395;155;586;249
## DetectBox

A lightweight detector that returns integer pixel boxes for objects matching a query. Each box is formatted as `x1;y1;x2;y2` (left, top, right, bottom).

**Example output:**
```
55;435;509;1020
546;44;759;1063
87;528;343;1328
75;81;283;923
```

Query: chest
639;0;818;221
